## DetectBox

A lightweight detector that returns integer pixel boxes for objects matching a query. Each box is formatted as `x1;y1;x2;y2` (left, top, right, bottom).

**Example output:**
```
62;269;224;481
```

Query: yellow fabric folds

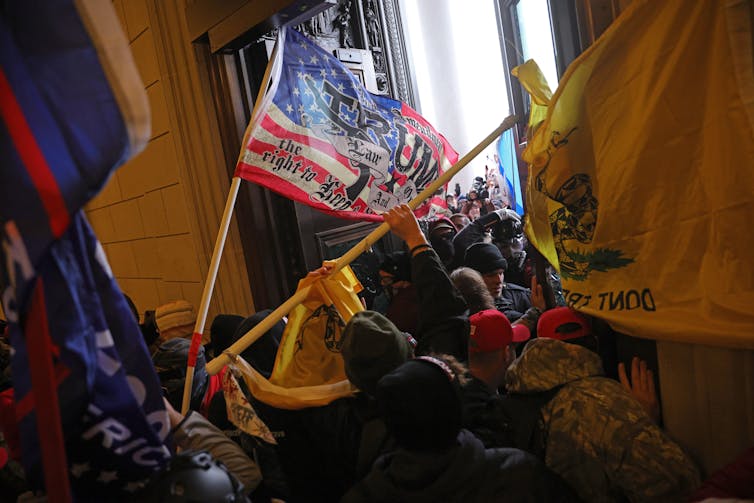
229;352;356;411
230;262;362;409
511;59;552;129
520;0;754;348
270;263;363;388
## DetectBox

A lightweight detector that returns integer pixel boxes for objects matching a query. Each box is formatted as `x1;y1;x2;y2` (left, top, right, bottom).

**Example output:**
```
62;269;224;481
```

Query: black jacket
452;211;496;268
411;248;470;361
252;393;372;502
496;282;532;322
461;375;513;449
460;374;564;460
342;429;578;503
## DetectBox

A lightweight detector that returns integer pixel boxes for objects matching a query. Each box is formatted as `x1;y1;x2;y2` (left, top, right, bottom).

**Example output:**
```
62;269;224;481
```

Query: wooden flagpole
205;114;518;376
180;30;285;414
180;177;241;414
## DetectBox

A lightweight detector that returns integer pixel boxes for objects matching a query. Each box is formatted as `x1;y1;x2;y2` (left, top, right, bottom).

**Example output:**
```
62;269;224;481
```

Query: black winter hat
379;251;411;282
463;242;508;274
376;357;463;451
236;309;284;379
341;311;413;396
210;314;245;357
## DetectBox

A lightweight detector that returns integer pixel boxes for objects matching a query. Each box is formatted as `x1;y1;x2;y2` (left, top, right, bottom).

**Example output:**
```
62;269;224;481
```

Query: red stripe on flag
15;363;71;420
258;113;354;165
25;278;72;501
241;133;345;184
187;332;203;368
235;111;354;181
236;112;360;193
0;68;70;238
234;108;444;221
238;132;379;219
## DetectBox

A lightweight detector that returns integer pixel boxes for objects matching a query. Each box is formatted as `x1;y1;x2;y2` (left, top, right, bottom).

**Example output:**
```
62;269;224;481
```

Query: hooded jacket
342;429;574;503
505;338;700;502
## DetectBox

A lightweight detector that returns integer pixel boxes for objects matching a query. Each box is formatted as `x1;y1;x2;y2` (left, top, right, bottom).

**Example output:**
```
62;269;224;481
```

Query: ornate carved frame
374;0;415;106
300;0;415;105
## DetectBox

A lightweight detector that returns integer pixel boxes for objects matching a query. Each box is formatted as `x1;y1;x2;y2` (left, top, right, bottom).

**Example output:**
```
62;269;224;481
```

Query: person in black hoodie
382;204;469;361
342;356;577;502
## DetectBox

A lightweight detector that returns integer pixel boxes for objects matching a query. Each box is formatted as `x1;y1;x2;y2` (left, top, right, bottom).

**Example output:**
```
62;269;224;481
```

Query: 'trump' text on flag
235;28;458;220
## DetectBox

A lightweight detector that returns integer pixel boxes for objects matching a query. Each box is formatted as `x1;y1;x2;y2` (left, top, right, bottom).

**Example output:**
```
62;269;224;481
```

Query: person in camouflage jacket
505;337;700;502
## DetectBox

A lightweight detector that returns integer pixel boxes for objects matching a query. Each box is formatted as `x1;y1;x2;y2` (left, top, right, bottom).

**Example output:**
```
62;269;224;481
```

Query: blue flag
0;0;167;497
13;215;172;497
497;128;524;215
0;1;148;274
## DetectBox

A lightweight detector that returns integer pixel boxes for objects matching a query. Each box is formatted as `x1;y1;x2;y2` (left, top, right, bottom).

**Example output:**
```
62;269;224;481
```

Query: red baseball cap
537;307;591;341
469;309;530;353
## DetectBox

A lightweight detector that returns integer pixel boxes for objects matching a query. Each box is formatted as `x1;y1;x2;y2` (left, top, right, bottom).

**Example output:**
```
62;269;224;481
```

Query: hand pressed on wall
619;356;660;424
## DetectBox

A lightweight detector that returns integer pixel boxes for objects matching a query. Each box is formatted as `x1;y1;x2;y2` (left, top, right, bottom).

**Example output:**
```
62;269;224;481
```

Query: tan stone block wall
85;0;208;319
658;341;754;476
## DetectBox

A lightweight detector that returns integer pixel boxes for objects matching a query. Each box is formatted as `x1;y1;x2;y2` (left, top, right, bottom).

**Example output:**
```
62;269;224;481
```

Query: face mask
430;236;455;265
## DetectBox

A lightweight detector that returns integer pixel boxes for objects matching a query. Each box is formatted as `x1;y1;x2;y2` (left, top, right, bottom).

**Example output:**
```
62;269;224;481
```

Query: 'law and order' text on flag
235;28;459;221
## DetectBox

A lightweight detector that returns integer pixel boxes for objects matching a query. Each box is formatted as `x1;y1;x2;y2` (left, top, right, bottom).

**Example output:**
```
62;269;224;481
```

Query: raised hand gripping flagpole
204;114;518;377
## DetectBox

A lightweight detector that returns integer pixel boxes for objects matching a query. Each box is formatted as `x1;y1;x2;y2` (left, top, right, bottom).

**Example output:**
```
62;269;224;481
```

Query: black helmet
140;450;248;502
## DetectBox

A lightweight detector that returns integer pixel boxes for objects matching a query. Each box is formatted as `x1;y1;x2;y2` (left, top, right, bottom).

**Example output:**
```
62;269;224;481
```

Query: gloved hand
476;208;521;230
494;208;521;223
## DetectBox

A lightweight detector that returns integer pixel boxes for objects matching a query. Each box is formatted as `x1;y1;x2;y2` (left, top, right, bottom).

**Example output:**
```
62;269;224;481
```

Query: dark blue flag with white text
0;0;168;497
12;214;172;497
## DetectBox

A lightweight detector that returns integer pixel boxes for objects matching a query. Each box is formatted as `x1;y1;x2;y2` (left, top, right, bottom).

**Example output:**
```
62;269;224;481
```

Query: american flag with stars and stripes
235;27;458;220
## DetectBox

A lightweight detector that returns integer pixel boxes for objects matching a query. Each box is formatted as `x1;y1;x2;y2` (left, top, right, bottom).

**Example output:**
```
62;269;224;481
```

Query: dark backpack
494;387;563;459
463;381;563;459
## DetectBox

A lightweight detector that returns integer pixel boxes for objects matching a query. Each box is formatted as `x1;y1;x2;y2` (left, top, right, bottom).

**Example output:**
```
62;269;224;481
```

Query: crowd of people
444;167;505;222
0;196;751;501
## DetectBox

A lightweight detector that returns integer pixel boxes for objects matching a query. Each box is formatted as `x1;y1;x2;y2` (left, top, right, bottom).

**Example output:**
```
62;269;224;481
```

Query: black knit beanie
209;314;245;358
376;357;463;451
235;309;284;379
463;242;508;274
379;251;411;282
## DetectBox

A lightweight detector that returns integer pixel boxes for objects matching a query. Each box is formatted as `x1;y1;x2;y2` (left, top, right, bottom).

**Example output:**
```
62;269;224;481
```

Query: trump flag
0;0;169;497
236;28;458;220
521;0;754;348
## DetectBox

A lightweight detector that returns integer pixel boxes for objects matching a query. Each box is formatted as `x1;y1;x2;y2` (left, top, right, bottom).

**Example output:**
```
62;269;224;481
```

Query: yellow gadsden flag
521;0;754;348
270;263;363;388
232;263;363;409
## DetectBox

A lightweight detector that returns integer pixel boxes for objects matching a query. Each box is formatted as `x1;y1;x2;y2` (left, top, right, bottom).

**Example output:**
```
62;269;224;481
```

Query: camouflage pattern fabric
506;338;700;502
